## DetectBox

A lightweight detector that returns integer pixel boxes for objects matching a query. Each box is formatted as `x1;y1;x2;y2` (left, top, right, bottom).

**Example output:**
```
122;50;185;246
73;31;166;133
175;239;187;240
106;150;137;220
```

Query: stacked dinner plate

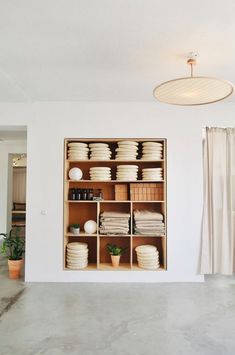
141;142;163;160
116;165;138;181
115;141;138;160
135;245;160;270
89;167;112;181
89;143;112;160
67;142;89;160
142;168;163;181
66;242;88;269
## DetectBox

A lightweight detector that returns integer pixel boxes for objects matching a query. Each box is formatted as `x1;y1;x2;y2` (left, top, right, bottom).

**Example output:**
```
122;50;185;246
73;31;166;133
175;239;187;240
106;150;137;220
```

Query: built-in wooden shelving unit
63;138;167;271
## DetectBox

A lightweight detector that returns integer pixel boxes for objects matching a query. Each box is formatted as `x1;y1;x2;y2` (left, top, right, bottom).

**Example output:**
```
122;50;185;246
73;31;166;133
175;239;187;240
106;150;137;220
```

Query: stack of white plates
115;141;139;160
142;168;163;181
116;165;139;181
89;143;112;160
141;142;163;160
66;242;88;269
89;167;112;181
67;142;89;160
135;245;160;270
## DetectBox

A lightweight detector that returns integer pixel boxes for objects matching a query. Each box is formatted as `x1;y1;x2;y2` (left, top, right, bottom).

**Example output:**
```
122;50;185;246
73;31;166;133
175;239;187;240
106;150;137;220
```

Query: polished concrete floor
1;256;235;355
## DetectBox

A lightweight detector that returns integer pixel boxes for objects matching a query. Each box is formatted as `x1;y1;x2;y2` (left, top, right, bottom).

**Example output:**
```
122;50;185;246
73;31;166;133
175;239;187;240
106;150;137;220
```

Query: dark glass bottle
75;189;81;200
88;189;93;200
82;189;87;200
71;189;76;200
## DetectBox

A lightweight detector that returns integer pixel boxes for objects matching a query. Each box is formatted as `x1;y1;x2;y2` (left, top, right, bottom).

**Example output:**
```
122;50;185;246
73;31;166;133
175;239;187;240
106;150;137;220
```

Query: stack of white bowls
116;165;138;181
67;142;89;160
141;142;163;160
89;167;112;181
115;141;138;160
89;143;112;160
66;242;88;269
135;245;160;270
142;168;163;181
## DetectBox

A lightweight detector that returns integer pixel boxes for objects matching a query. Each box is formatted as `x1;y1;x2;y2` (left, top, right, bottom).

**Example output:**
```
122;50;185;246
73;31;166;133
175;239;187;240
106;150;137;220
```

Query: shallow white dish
67;242;88;250
89;143;109;148
142;142;162;147
118;141;138;146
135;245;157;252
68;142;88;147
117;165;138;169
90;167;111;170
116;147;138;152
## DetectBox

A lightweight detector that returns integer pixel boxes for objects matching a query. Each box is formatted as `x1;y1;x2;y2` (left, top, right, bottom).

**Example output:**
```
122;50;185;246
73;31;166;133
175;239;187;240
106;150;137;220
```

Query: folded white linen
134;210;163;221
101;211;130;218
100;229;129;234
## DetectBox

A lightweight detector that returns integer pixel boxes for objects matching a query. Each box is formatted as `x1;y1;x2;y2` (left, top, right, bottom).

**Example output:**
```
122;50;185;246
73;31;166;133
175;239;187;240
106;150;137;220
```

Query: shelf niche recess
63;138;167;271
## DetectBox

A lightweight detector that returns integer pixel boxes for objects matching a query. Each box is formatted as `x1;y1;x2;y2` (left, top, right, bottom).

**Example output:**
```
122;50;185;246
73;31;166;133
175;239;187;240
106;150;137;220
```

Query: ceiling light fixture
153;53;234;105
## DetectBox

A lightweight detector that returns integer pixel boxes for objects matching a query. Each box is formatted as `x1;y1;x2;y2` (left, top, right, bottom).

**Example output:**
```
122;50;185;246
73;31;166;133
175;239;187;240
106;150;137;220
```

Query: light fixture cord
190;62;194;77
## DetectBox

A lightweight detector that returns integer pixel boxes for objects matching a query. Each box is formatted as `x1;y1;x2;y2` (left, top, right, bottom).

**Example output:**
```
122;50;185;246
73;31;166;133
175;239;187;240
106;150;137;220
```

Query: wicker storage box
115;184;128;200
130;183;163;201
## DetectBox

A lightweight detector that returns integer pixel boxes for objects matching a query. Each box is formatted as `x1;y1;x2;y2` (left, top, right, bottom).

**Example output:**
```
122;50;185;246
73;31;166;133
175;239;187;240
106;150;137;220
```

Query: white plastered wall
0;102;234;282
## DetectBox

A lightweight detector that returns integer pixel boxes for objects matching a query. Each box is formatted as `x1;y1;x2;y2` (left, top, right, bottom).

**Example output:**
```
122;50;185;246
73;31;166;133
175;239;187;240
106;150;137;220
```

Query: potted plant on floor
106;243;126;267
69;223;80;235
0;229;25;279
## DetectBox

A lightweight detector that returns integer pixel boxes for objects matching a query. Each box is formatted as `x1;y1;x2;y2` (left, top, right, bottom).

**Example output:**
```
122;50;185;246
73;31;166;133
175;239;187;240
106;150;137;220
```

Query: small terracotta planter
8;259;23;279
111;255;120;268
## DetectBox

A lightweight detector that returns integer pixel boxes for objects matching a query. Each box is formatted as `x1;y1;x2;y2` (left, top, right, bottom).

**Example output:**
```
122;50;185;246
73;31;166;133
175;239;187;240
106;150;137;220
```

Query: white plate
116;147;138;152
89;143;109;147
68;142;88;147
142;142;162;147
90;158;111;161
67;242;88;250
90;167;111;170
118;141;138;146
135;245;157;252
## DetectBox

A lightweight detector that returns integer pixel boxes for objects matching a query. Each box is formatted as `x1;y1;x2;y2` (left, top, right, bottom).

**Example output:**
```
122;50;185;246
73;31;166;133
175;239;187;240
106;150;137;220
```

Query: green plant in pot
106;243;126;268
70;223;80;235
0;229;25;279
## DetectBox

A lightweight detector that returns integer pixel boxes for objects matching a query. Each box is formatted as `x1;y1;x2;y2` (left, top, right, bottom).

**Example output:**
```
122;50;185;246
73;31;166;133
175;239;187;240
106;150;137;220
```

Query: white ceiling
0;0;235;102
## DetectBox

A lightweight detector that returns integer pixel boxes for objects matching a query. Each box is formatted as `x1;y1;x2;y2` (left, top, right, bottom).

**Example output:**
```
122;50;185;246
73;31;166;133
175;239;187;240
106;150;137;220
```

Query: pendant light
153;54;233;105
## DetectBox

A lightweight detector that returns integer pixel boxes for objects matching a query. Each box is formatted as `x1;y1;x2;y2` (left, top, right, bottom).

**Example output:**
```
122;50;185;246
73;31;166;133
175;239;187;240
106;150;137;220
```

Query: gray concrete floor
1;256;235;355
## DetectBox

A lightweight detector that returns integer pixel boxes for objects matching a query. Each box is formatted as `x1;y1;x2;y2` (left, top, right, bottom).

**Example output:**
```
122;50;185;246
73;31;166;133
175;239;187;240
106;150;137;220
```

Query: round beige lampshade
153;77;233;105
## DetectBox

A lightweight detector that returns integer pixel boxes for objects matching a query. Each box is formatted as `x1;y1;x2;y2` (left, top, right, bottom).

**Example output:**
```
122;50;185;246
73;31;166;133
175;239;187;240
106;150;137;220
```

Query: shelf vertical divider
97;201;100;269
130;200;133;269
63;139;69;269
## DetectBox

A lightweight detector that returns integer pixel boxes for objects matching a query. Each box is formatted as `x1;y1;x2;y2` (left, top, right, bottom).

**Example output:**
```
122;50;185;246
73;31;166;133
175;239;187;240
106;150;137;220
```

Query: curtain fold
200;127;235;275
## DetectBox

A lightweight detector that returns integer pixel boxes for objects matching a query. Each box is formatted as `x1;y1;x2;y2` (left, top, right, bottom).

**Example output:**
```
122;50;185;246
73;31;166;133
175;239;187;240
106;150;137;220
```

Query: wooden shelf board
64;263;97;271
65;232;97;237
133;234;166;238
131;264;166;271
66;180;165;183
66;200;165;203
98;263;131;271
99;234;131;237
12;210;26;214
65;200;98;203
67;159;164;163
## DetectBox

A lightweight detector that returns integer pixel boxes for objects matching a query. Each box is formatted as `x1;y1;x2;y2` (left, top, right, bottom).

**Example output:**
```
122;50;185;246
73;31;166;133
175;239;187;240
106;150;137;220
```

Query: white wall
0;101;234;282
0;140;27;233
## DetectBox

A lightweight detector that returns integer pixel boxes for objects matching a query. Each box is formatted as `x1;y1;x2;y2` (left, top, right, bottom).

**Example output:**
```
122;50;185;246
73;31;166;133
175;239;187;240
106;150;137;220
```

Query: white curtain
13;167;26;203
200;127;235;275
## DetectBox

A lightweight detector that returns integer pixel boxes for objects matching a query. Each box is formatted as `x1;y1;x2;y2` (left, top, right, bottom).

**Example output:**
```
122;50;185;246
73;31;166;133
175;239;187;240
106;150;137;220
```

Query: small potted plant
106;243;126;268
69;223;80;235
0;229;25;279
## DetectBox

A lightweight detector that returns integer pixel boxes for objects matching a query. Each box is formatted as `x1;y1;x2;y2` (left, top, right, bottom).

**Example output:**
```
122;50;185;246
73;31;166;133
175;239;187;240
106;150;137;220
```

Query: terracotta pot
111;255;120;268
8;259;23;279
